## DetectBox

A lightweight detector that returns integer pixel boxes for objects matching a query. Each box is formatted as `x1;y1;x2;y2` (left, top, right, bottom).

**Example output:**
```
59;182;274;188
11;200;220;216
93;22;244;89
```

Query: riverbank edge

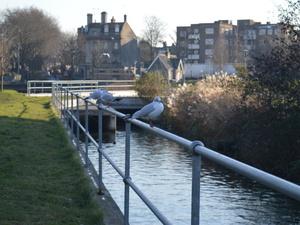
56;106;124;225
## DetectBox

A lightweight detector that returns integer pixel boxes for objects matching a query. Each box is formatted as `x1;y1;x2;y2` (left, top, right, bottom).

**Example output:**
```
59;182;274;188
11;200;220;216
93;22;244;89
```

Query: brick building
177;19;281;69
77;12;138;80
177;20;236;65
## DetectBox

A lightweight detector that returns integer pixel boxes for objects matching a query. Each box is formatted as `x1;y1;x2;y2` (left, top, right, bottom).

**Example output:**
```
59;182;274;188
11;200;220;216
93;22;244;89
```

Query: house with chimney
77;12;138;80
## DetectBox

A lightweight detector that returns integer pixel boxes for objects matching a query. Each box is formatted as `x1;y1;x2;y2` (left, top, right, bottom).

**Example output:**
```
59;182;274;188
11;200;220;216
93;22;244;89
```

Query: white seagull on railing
131;96;164;127
85;89;122;106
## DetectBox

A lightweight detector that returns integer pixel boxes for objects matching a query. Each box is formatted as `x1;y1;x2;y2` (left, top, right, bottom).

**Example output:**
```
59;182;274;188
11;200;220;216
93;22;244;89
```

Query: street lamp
1;31;5;92
243;49;248;68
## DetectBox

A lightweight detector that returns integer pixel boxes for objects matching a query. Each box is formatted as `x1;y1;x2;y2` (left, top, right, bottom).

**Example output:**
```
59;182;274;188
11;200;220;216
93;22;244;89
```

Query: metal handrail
27;79;136;95
51;85;300;225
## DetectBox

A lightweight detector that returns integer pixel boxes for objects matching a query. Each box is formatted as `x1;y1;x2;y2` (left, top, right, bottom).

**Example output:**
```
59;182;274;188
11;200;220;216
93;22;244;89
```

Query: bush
167;74;243;146
135;72;169;101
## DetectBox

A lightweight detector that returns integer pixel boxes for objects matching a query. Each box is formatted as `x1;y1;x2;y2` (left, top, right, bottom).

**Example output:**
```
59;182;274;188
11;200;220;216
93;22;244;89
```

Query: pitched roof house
147;52;184;82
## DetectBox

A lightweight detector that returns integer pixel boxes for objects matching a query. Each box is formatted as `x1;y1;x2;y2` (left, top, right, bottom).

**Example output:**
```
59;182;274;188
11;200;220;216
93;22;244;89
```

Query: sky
0;0;286;44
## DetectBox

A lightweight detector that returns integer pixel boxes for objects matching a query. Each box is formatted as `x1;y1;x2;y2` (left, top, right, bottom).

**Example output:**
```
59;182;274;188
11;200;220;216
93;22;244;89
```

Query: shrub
167;74;243;146
135;72;169;101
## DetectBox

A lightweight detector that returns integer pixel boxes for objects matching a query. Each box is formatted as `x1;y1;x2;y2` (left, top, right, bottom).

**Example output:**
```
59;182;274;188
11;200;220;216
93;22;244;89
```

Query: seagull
131;96;164;127
85;89;122;106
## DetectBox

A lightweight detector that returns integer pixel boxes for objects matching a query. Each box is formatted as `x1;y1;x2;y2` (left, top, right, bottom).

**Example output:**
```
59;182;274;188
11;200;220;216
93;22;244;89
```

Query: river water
87;129;300;225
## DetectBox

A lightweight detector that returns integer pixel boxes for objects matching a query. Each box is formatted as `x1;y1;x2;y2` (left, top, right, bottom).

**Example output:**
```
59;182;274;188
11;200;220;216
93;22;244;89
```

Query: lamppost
208;55;213;75
1;31;4;92
243;49;248;68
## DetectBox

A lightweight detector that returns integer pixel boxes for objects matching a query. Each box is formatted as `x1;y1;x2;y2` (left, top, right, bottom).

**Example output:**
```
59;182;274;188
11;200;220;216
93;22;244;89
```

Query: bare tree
58;33;79;67
1;7;61;80
142;16;166;59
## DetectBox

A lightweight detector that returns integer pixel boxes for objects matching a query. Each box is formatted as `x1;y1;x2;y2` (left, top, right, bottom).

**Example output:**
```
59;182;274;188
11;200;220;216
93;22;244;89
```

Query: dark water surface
87;130;300;225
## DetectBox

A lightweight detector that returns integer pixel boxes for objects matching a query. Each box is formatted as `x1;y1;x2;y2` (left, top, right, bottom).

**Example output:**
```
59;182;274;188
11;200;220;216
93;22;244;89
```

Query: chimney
124;14;127;22
87;13;93;25
111;16;115;23
101;11;107;23
165;49;171;59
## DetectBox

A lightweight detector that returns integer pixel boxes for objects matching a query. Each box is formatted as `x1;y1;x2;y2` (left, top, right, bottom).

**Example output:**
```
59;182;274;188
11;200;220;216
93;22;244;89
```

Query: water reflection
86;129;300;225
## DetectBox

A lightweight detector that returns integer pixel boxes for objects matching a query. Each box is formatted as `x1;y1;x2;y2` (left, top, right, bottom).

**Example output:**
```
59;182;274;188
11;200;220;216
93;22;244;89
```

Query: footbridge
27;80;146;111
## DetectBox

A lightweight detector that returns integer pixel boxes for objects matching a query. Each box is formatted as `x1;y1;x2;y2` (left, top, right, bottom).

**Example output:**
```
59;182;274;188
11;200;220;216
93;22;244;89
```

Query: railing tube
63;89;66;120
124;121;131;225
66;89;69;126
84;100;89;167
60;86;63;119
98;107;103;194
76;95;80;144
71;92;74;138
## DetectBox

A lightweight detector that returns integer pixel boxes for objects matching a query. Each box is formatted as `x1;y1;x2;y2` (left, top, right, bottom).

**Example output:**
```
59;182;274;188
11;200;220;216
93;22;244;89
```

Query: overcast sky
1;0;286;44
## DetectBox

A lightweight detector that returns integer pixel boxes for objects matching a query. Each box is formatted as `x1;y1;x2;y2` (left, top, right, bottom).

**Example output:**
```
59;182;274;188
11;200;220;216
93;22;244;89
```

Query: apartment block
177;20;236;64
177;20;282;66
237;20;281;61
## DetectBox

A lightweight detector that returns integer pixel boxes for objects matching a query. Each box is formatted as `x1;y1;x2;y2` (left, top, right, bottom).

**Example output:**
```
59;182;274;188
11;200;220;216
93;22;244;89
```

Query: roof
78;22;125;37
147;54;182;72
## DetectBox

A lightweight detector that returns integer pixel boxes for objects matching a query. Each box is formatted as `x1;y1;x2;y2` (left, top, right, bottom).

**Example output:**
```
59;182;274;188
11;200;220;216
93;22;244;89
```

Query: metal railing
52;85;300;225
27;79;136;95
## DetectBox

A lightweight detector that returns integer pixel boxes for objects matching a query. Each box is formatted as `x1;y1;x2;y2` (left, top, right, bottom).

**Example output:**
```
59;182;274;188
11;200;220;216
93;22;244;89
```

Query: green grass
0;90;103;225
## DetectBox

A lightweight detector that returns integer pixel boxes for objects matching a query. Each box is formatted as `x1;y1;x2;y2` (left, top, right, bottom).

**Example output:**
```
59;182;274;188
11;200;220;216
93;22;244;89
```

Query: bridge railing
27;79;136;95
52;85;300;225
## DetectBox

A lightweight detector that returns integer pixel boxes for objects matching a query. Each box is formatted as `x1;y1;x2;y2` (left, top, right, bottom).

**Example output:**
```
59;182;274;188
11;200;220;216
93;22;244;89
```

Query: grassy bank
0;90;102;225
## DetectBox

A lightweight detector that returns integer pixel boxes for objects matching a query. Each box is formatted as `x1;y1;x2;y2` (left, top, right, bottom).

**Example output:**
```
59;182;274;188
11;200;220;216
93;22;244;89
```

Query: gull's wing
132;102;156;119
90;90;104;99
101;93;114;104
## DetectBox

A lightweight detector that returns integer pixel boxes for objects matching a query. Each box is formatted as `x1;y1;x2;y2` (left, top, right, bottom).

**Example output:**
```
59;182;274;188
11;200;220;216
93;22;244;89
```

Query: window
194;39;199;44
114;42;119;49
180;31;186;38
188;44;200;49
188;34;200;39
205;28;214;34
205;39;214;45
188;54;199;59
267;29;273;35
104;25;109;33
115;25;119;33
205;49;213;56
194;28;199;33
259;29;266;35
194;50;199;54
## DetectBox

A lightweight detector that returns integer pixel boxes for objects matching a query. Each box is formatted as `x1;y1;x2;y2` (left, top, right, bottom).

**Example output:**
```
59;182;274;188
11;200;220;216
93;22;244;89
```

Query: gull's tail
113;97;123;102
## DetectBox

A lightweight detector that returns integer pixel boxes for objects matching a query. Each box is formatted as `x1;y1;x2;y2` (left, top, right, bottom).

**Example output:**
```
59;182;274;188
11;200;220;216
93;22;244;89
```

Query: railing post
98;106;104;194
124;120;131;225
71;92;74;138
76;94;80;144
190;141;204;225
60;86;63;119
63;88;66;121
51;83;55;106
84;99;89;167
27;81;30;96
66;89;69;127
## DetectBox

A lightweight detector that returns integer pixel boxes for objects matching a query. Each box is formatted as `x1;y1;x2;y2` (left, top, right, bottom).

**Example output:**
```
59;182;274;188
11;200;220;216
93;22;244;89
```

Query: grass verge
0;90;103;225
